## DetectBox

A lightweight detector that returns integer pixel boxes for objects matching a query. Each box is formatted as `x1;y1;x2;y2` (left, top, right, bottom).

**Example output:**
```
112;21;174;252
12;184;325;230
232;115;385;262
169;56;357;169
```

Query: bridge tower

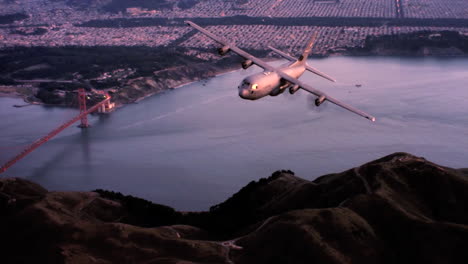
78;88;89;128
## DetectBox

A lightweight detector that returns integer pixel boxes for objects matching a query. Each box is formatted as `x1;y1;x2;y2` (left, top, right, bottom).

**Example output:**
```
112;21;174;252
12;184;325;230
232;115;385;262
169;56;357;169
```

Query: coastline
0;85;38;103
0;61;243;109
114;61;243;108
3;48;467;110
0;86;22;99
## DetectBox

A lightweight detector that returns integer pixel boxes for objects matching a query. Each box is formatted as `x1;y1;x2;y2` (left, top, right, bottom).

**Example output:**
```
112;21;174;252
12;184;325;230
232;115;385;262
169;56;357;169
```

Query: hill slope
1;152;467;263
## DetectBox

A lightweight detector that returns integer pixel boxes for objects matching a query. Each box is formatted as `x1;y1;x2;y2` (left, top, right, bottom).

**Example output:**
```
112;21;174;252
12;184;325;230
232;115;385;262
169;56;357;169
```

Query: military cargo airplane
186;21;375;122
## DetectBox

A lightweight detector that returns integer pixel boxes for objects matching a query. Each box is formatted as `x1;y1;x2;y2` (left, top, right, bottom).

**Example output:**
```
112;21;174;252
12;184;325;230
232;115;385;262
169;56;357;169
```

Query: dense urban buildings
1;0;468;55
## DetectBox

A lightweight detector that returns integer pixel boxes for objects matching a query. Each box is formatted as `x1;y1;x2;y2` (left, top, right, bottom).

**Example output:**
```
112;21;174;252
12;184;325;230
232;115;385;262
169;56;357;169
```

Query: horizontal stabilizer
269;46;336;83
269;46;296;61
304;65;336;83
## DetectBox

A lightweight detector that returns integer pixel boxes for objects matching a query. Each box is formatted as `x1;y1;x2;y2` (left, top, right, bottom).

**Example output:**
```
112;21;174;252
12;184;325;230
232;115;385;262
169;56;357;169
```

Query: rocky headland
1;152;467;263
0;46;247;108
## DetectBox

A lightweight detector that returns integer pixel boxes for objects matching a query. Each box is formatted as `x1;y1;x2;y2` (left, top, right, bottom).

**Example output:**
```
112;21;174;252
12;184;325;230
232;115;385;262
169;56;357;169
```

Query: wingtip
370;117;376;122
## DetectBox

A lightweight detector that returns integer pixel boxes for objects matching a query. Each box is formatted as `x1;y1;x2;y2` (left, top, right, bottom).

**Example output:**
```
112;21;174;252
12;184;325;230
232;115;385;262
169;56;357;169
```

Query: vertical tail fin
298;33;317;63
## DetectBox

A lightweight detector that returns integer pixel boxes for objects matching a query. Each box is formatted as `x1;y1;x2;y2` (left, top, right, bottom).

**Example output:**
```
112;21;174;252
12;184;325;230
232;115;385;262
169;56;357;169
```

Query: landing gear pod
241;60;253;69
289;84;300;94
218;46;230;56
315;95;326;106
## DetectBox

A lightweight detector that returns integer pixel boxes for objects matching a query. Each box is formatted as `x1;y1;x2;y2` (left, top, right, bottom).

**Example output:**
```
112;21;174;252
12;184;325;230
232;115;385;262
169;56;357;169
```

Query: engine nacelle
289;84;300;94
279;79;290;90
270;87;285;96
241;60;253;69
218;46;230;56
315;95;326;106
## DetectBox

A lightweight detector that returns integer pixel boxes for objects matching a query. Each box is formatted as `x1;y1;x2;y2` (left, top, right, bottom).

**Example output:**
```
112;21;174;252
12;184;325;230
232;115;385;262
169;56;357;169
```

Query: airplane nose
239;89;250;99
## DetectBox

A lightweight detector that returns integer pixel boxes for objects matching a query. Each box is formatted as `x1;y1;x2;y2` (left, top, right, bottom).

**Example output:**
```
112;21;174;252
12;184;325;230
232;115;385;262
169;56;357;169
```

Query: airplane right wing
270;69;376;122
186;21;375;122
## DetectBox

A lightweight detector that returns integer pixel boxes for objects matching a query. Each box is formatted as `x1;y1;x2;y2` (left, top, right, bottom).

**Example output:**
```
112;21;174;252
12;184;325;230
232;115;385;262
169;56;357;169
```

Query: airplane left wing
186;21;375;122
186;20;276;71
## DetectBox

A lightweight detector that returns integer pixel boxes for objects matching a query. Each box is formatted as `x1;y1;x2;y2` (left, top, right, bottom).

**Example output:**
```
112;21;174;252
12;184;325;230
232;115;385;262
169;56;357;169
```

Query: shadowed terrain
1;152;467;263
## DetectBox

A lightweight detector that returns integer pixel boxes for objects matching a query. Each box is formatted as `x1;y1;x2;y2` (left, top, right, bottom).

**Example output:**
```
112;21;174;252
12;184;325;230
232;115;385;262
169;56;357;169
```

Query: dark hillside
0;13;28;24
1;152;467;263
353;30;468;55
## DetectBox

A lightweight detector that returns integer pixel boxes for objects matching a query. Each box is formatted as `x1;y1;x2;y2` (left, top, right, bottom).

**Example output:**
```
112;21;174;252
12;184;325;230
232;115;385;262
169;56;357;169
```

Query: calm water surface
1;57;467;210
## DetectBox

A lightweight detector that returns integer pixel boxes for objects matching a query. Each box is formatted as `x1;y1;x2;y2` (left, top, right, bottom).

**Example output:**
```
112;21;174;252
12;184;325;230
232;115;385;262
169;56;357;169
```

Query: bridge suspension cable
0;89;112;174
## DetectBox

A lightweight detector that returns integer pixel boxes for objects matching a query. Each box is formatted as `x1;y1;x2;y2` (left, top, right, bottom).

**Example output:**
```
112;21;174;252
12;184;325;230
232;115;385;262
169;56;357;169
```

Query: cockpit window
243;80;250;85
252;84;258;90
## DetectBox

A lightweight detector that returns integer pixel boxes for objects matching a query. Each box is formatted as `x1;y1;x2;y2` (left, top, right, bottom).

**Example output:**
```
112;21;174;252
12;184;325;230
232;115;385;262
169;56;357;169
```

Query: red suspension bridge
0;88;114;174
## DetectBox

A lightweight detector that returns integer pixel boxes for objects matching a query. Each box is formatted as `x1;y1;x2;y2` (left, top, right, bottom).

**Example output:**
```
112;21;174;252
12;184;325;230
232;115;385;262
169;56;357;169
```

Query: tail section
268;34;336;82
298;33;317;63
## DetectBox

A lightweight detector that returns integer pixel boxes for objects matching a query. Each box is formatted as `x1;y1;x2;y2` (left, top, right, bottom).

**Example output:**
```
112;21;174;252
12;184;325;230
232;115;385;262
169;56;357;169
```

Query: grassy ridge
0;46;204;82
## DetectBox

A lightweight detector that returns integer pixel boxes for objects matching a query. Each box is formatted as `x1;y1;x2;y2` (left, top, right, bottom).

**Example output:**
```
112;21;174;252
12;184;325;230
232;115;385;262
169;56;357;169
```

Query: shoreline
0;62;243;108
2;52;467;110
0;86;24;99
117;62;243;108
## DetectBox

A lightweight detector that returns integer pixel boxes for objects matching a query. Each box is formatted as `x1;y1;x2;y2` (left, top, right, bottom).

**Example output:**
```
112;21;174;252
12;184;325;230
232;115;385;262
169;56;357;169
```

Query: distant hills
1;152;467;263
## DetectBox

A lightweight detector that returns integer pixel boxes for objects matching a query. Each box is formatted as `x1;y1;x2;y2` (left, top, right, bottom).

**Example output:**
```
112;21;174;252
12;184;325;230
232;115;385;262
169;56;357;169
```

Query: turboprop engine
289;84;300;94
218;46;230;56
241;60;253;69
315;95;326;106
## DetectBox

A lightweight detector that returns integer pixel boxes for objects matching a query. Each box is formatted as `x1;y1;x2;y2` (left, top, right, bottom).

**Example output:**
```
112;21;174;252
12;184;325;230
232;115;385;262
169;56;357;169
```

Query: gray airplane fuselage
238;61;305;100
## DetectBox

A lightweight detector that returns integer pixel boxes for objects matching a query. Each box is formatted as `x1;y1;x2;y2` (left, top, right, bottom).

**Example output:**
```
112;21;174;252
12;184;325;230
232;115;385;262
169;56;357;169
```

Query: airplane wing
274;72;376;122
186;21;375;122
